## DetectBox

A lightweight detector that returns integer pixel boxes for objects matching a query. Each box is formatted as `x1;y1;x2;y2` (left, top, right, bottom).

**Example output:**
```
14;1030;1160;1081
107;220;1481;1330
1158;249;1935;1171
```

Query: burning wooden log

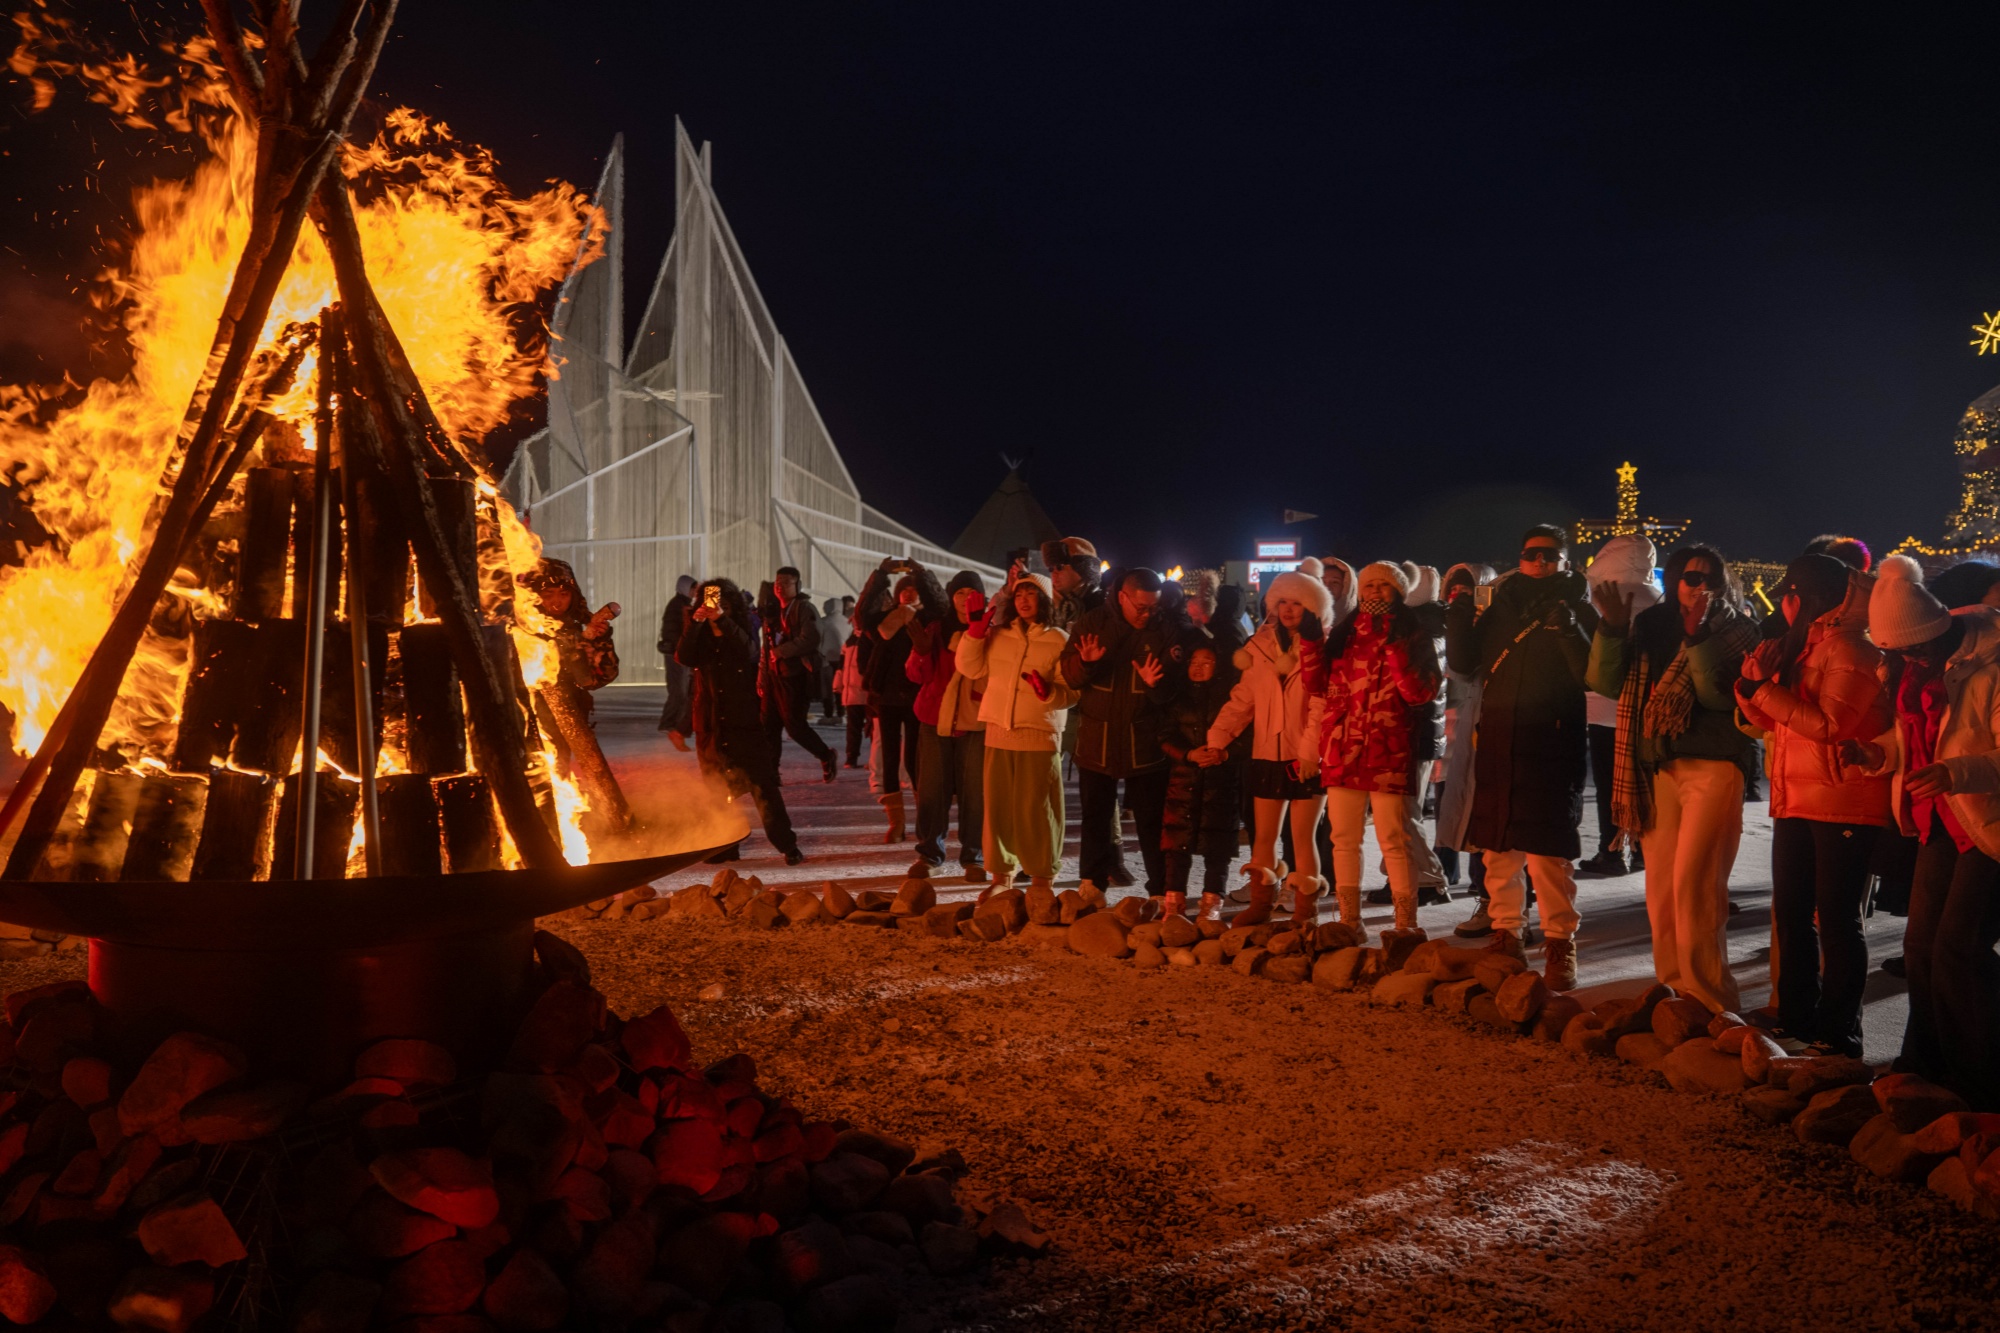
397;622;465;774
288;461;341;621
436;773;501;873
376;772;443;876
417;476;479;621
171;618;257;772
190;769;276;881
120;773;210;882
231;619;306;776
355;470;412;627
71;771;145;883
273;771;361;880
316;618;386;778
233;467;294;621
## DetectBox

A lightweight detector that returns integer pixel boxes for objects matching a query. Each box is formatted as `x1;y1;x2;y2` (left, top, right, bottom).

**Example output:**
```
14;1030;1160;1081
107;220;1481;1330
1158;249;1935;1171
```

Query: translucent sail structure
503;124;1000;682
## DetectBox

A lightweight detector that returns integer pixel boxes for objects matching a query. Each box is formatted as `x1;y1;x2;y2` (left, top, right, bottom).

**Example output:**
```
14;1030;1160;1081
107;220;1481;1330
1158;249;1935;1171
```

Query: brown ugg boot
879;792;906;844
1285;874;1323;929
1336;883;1369;944
1393;893;1418;932
1543;937;1578;991
1237;863;1279;925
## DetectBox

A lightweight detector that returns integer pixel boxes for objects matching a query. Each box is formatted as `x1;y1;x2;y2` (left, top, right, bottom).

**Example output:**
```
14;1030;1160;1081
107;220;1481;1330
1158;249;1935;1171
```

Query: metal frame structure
502;124;1000;682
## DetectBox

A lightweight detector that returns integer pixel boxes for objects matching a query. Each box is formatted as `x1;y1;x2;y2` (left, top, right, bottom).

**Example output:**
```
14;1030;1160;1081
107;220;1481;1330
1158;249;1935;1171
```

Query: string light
1972;312;2000;355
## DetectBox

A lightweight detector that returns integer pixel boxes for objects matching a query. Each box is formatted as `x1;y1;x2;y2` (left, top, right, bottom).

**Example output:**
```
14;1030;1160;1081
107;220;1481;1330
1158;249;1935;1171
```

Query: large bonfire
1;0;609;868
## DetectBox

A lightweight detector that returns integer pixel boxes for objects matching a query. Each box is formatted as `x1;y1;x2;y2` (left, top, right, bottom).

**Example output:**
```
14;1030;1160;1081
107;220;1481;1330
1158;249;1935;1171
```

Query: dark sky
9;2;2000;572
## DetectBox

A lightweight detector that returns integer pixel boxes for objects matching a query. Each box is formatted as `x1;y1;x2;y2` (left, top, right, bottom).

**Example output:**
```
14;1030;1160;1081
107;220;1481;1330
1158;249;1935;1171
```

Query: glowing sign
1255;540;1298;559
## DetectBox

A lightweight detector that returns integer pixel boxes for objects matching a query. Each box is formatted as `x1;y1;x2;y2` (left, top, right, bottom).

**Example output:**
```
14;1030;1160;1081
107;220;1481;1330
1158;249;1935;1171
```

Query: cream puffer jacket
1207;623;1325;766
1740;575;1892;826
955;618;1076;739
1864;606;2000;860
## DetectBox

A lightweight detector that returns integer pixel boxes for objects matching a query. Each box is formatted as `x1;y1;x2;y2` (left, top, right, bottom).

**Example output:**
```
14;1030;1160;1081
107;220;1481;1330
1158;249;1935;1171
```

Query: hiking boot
962;863;988;883
1454;899;1493;938
879;793;906;844
821;754;839;784
1417;884;1453;907
1162;890;1188;918
1543;937;1577;991
1197;892;1225;922
1577;848;1627;878
1336;883;1369;944
784;848;806;866
1485;928;1525;961
1393;895;1418;932
907;857;937;879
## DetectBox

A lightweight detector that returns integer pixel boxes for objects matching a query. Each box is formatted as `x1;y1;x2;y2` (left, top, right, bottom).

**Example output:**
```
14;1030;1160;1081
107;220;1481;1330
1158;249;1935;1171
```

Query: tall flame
0;12;603;761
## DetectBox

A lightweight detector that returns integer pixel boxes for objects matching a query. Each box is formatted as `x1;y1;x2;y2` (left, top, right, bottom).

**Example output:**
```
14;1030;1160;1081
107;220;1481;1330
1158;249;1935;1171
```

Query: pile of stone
0;924;83;962
0;933;1039;1331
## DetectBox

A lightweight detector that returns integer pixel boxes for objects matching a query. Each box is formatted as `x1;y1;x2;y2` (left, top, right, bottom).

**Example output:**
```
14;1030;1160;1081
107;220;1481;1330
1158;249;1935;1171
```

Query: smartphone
703;585;723;611
1473;585;1493;611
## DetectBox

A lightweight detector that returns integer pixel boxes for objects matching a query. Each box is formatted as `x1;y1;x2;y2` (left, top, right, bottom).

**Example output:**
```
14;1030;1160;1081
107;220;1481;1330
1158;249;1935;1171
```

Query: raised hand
1135;651;1164;687
1590;579;1630;630
1077;633;1106;662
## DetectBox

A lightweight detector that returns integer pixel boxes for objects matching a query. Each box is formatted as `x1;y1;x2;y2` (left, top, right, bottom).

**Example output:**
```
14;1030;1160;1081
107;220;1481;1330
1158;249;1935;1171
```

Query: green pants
983;746;1064;880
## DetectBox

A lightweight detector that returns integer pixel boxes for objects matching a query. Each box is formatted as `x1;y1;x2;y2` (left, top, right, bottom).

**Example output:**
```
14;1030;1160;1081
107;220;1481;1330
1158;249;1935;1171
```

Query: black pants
1163;759;1241;897
914;724;984;868
1901;835;2000;1110
660;657;691;732
1771;817;1878;1055
875;702;920;795
1587;723;1618;851
845;707;870;765
1079;765;1169;893
716;739;798;858
768;671;832;764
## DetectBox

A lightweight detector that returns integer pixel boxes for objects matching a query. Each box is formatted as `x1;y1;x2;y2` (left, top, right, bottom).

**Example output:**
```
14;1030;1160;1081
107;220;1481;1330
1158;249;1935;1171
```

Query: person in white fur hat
1193;558;1332;925
1315;560;1443;938
1844;555;2000;1106
1581;533;1661;877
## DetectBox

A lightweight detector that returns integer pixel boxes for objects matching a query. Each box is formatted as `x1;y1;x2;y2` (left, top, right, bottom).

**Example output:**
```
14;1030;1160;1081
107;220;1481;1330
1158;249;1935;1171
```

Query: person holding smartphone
1444;524;1598;989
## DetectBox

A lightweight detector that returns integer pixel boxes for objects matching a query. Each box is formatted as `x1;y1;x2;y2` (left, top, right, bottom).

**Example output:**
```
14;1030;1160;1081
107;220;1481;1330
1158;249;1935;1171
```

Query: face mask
1358;596;1394;616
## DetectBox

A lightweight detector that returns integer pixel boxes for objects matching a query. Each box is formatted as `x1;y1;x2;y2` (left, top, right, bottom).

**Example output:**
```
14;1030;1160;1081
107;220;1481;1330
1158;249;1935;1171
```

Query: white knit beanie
1406;565;1442;607
1358;560;1414;599
1869;555;1952;649
1265;557;1334;623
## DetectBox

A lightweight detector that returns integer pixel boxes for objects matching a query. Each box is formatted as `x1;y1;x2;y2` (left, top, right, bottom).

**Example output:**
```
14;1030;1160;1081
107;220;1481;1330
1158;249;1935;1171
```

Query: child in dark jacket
1161;634;1248;919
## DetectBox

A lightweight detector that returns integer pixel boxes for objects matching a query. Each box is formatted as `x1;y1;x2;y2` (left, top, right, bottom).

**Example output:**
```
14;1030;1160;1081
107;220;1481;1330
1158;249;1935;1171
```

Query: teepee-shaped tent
952;459;1061;569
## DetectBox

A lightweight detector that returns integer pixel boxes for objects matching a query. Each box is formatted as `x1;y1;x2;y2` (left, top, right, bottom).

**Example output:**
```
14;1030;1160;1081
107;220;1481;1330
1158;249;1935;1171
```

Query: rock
652;1115;726;1194
1786;1055;1876;1100
1159;915;1200;948
833;1130;915;1178
1741;1086;1808;1124
1621;983;1678;1037
657;1212;766;1302
1166;947;1199;966
1794;1083;1881;1146
1849;1113;1943;1182
506;981;605;1072
1020;923;1072;951
1472;954;1527;995
1372;973;1434;1007
1532;994;1583;1042
1400;939;1443;975
137;1193;247;1267
670;885;726;919
1926;1156;1986;1213
1196;917;1229;940
922;903;974;938
1129;922;1164;948
1567;1016;1621;1060
372;1148;500;1228
1423;944;1493;982
480;1248;567;1332
1740;1031;1787;1085
619;1006;692;1074
60;1056;113;1108
117;1033;247;1137
980;888;1029;933
347;1190;457;1259
793;1273;900;1333
1651;997;1712;1049
108;1267;212;1333
1355;948;1390;987
1131;941;1168;969
1265;929;1301;957
891;880;936;916
1712;1025;1751;1054
1379;928;1427;970
721;878;761;916
842;911;896;929
1494;971;1547;1024
180;1081;308;1144
1614;1033;1671;1070
571;1210;659;1318
1662;1039;1751;1095
920;1221;980;1275
1313;921;1363;952
293;1270;383;1333
380;1240;486;1319
1911;1111;2000;1155
809;1153;890;1214
782;892;832;926
1872;1072;1971;1133
1467;993;1524;1034
1024;883;1060;925
746;895;787;930
1218;926;1255;958
1433;978;1484;1015
0;1245;56;1326
1191;940;1227;966
1056;889;1088;924
1707;1010;1746;1037
773;1217;855;1295
1264;954;1311;984
1110;896;1149;927
959;914;1008;943
1077;882;1108;913
1232;946;1270;977
1312;947;1363;990
855;890;893;912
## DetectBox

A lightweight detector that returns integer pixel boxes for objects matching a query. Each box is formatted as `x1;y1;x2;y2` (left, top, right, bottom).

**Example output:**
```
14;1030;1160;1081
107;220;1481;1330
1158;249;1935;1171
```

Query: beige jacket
955;619;1076;746
1207;624;1322;766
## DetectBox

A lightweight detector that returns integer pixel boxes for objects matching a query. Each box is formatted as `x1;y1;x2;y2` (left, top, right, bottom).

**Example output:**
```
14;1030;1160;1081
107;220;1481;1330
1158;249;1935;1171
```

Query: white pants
1484;848;1580;941
1642;758;1744;1013
1328;787;1414;904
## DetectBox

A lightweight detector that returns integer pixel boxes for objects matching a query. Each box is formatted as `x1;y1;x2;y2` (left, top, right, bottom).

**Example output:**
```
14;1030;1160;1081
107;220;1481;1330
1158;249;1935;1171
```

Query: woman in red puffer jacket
1318;561;1442;941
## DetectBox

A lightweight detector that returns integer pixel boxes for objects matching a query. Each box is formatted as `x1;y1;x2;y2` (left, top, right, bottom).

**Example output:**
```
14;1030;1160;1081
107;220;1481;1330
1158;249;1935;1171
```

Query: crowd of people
650;529;2000;1114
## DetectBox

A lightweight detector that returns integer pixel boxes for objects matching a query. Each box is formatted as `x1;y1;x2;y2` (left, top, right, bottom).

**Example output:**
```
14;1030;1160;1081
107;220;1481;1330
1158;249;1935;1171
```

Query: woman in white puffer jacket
1197;558;1334;925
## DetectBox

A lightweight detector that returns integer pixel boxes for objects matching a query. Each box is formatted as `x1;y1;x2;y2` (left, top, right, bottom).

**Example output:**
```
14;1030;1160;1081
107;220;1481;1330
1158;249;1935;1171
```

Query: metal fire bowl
0;848;726;1082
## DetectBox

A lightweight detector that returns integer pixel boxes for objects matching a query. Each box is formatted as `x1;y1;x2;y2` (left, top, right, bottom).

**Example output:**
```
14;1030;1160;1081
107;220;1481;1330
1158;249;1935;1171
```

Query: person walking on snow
1445;524;1598;991
1589;543;1761;1013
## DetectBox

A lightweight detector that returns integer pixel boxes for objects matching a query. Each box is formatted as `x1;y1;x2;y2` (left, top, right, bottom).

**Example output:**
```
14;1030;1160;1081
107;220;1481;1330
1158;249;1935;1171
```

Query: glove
1297;610;1324;642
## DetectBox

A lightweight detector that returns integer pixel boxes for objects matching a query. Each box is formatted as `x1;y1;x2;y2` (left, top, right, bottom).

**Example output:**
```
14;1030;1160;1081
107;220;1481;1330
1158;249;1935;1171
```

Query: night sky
9;2;2000;573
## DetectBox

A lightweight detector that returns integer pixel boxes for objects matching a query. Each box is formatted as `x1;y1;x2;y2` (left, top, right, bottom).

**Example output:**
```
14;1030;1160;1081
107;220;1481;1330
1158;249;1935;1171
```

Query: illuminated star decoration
1972;311;2000;355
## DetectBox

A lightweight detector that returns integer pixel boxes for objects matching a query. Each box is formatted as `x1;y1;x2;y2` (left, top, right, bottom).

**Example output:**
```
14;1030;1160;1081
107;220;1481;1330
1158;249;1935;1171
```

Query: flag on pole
1282;509;1318;524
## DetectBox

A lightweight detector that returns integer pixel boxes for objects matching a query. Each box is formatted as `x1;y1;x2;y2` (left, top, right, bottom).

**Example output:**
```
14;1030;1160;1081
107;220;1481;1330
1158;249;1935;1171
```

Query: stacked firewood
0;933;1040;1331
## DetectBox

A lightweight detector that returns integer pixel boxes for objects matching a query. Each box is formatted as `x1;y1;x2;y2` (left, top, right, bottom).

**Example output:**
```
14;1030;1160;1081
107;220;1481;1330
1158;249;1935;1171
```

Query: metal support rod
294;314;337;878
330;313;383;874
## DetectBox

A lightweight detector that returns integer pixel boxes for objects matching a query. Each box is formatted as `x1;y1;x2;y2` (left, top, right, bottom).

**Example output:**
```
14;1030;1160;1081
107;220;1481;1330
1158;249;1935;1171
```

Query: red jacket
1316;612;1442;794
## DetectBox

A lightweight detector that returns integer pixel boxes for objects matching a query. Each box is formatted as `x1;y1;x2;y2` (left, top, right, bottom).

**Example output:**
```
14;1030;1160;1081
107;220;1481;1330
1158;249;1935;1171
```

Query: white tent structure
501;124;1001;682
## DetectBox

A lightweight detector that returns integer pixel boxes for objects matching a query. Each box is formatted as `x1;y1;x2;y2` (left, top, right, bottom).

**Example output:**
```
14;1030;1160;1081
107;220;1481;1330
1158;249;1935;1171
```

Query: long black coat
1058;604;1177;777
1444;570;1597;858
675;613;777;788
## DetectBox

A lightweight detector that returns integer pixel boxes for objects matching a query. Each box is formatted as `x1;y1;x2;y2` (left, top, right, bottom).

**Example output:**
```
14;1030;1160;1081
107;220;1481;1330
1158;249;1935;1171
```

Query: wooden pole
329;310;384;874
293;313;337;877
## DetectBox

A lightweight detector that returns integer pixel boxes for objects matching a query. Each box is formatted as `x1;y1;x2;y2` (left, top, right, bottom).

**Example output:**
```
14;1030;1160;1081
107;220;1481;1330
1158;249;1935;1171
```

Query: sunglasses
1680;569;1715;588
1519;548;1561;564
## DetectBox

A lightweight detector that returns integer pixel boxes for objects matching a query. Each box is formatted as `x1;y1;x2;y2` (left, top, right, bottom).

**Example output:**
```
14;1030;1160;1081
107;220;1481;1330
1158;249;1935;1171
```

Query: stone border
638;869;2000;1223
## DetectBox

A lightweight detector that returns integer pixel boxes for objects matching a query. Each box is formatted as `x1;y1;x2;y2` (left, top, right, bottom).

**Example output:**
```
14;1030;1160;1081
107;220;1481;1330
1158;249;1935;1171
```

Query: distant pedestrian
908;571;990;880
819;597;846;720
858;558;934;843
677;578;804;865
658;574;696;746
765;566;837;782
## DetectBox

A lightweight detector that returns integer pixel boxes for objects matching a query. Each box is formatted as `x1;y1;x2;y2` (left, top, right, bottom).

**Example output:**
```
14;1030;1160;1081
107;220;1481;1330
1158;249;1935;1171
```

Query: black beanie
1778;553;1850;610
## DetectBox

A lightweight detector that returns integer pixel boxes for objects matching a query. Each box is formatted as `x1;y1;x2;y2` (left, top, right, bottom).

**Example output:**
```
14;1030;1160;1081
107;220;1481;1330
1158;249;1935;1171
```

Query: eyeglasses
1681;569;1714;588
1519;548;1560;564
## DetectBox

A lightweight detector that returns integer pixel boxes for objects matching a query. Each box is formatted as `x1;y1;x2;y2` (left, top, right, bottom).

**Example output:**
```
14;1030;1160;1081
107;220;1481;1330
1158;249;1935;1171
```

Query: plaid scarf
1611;603;1761;835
